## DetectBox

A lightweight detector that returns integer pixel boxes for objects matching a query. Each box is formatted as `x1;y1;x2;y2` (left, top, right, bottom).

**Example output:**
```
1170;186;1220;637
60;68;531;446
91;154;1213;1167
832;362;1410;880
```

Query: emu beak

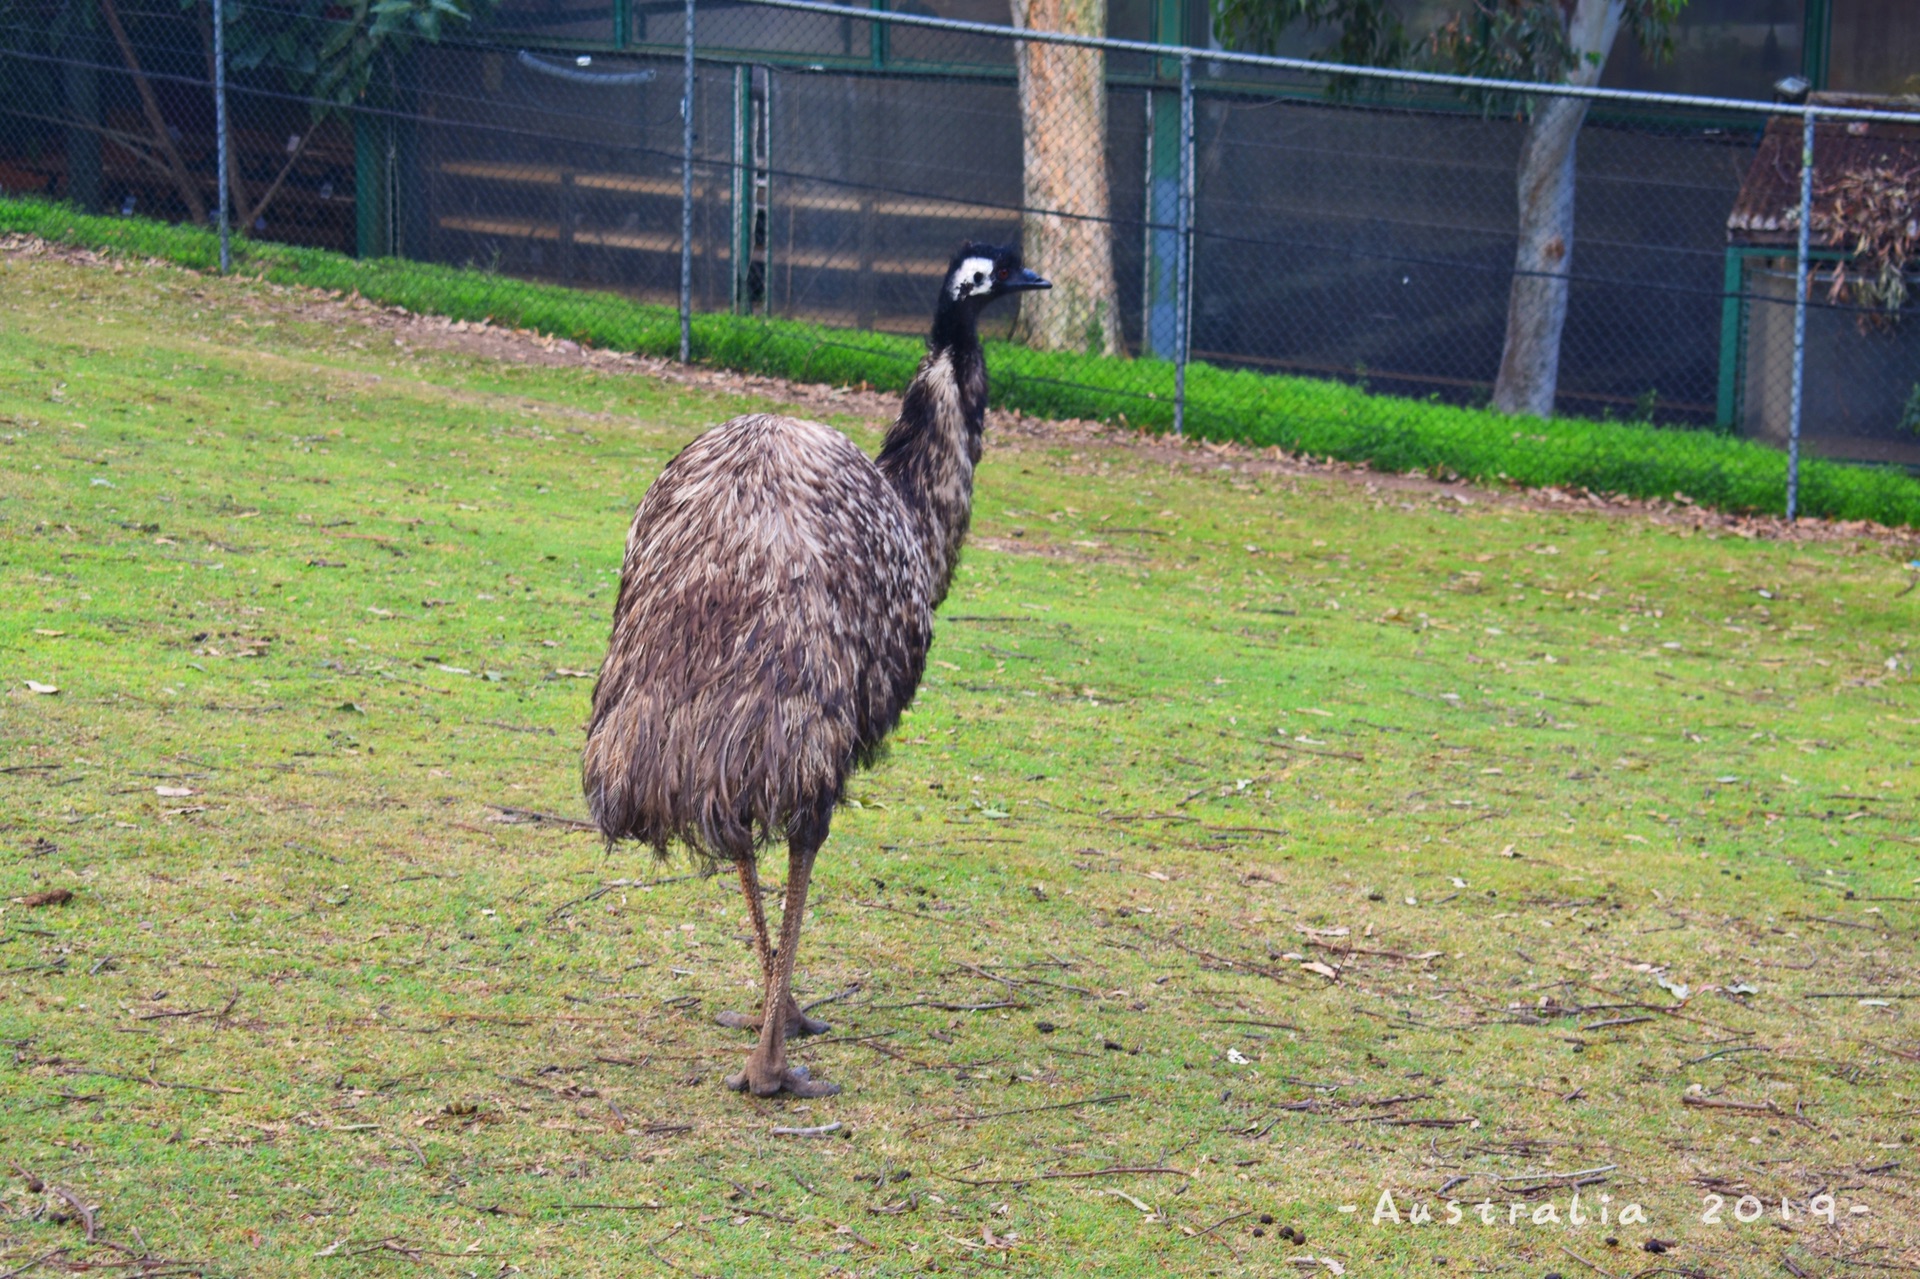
1005;268;1050;292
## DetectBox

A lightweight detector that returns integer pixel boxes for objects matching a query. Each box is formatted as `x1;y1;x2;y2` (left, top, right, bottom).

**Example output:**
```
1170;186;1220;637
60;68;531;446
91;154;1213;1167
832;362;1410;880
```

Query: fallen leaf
33;629;64;637
1227;1048;1250;1064
17;888;74;907
1301;961;1340;980
555;668;595;679
25;681;58;695
1655;974;1691;1001
154;785;195;798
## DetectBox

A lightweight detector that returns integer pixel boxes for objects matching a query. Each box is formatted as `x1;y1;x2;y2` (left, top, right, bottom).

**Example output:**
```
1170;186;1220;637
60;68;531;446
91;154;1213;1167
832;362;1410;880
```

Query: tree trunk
1490;0;1622;418
1009;0;1123;357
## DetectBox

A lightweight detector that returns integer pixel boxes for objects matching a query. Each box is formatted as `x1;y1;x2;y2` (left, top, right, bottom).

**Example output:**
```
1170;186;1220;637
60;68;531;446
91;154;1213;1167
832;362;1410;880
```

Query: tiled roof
1727;93;1920;248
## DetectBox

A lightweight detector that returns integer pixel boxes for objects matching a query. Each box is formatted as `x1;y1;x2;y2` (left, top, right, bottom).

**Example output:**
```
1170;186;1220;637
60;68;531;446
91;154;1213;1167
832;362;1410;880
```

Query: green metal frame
1802;0;1830;90
354;111;386;259
1715;245;1748;428
1153;0;1184;80
1715;243;1852;430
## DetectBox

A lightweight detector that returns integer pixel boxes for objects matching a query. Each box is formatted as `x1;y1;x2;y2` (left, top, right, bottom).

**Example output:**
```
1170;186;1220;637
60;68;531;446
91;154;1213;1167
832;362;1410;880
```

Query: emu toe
725;1062;842;1099
714;1003;831;1037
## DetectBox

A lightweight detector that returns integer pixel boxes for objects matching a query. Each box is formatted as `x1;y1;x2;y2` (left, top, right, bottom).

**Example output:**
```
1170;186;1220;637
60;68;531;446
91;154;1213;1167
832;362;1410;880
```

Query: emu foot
724;1061;841;1099
714;1002;830;1037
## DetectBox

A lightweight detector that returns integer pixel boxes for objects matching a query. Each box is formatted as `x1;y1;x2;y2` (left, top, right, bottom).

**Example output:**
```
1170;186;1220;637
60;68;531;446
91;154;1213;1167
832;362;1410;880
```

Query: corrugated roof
1727;93;1920;247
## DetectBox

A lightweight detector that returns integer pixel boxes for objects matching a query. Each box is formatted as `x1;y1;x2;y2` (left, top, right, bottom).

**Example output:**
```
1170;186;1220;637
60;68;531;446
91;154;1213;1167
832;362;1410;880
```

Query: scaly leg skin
716;856;830;1037
725;818;840;1099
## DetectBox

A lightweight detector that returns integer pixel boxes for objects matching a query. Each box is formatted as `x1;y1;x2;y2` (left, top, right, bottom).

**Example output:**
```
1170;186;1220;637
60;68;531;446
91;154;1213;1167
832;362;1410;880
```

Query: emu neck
876;303;987;607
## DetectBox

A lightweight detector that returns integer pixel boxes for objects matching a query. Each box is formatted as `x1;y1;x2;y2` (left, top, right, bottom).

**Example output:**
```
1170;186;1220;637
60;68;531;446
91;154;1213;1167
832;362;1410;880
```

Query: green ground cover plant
5;195;1919;528
2;242;1917;1277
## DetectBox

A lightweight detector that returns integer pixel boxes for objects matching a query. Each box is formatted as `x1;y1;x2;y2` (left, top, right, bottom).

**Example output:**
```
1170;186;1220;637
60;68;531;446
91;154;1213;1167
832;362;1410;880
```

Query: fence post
1172;51;1192;437
213;0;230;274
1786;108;1814;521
679;0;696;363
731;65;747;313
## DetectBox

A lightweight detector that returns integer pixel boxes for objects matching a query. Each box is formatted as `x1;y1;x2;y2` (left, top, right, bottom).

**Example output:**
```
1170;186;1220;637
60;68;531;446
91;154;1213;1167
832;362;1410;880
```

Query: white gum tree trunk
1010;0;1125;356
1491;0;1624;418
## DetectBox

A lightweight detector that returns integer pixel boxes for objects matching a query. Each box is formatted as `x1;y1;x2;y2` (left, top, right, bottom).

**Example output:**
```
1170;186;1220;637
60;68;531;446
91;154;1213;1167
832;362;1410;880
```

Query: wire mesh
2;0;1918;520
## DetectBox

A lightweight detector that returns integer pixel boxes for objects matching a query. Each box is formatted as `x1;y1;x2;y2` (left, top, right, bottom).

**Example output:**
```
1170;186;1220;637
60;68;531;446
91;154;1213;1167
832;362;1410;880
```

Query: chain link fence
3;0;1918;520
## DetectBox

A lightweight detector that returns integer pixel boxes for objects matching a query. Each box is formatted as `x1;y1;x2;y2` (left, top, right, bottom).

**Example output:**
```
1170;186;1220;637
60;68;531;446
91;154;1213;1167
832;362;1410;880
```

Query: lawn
11;196;1920;529
2;240;1917;1279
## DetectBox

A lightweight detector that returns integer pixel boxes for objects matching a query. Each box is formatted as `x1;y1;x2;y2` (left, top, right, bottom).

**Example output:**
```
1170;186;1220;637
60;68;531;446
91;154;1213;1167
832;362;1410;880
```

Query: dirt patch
351;292;1920;554
971;532;1154;567
14;230;1917;554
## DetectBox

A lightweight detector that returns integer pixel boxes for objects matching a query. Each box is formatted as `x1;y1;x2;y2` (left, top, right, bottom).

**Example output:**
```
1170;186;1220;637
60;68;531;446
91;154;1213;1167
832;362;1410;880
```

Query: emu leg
717;856;829;1037
726;828;839;1099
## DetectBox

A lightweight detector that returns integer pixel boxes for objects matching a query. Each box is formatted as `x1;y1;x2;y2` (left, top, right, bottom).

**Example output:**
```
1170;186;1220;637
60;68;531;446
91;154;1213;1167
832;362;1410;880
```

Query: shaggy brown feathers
583;360;980;863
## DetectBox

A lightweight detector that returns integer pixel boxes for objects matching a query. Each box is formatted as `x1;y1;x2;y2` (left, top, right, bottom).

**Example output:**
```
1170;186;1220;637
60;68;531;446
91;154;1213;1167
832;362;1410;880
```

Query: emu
582;244;1049;1098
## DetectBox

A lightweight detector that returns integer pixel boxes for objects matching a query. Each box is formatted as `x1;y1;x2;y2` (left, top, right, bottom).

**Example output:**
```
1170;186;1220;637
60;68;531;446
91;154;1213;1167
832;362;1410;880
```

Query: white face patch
948;256;997;301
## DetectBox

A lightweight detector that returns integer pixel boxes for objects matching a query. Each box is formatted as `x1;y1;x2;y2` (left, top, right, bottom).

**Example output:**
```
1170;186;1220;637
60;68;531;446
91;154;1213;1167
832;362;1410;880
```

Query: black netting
4;0;1917;520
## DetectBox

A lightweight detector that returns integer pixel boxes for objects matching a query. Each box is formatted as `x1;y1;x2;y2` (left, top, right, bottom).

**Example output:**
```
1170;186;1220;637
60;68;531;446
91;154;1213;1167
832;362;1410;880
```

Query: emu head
943;243;1050;309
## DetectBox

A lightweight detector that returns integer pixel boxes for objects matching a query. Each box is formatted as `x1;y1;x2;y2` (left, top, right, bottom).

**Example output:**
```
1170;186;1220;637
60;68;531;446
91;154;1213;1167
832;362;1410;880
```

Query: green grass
7;195;1920;528
3;245;1918;1278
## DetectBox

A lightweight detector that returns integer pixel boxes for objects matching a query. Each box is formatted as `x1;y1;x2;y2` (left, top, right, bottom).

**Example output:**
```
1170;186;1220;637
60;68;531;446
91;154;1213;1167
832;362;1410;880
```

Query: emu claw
715;1008;831;1037
724;1063;842;1099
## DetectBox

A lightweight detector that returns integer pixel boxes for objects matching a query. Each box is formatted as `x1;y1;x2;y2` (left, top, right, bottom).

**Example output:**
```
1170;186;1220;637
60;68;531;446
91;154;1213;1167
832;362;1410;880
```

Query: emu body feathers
583;344;982;862
583;411;929;860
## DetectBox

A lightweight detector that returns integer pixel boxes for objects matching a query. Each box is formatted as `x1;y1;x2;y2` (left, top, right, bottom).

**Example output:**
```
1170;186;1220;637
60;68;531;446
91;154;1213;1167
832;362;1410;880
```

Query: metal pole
679;0;696;363
731;64;748;315
213;0;230;273
1173;51;1192;437
1786;109;1814;521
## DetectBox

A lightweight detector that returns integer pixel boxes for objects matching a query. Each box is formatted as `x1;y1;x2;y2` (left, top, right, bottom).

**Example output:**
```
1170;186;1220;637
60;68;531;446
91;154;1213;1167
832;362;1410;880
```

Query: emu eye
995;266;1011;281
